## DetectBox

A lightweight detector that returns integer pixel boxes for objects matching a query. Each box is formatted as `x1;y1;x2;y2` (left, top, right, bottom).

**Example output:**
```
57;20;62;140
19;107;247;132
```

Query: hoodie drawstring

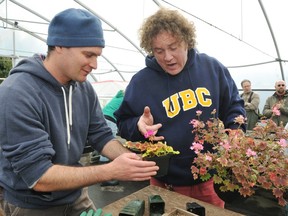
61;85;73;149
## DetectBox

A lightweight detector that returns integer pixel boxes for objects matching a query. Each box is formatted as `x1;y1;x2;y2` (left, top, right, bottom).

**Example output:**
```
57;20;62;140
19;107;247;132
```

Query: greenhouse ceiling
0;0;287;90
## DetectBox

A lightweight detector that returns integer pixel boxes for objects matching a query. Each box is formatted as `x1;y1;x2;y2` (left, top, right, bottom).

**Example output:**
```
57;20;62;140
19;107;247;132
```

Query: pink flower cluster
190;110;288;206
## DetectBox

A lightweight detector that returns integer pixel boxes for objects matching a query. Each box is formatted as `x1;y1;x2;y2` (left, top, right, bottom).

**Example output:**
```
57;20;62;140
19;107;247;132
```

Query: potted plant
124;130;180;177
189;109;288;206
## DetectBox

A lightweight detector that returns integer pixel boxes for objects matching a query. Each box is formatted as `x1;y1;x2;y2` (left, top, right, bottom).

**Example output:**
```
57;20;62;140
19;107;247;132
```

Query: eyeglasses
277;84;285;87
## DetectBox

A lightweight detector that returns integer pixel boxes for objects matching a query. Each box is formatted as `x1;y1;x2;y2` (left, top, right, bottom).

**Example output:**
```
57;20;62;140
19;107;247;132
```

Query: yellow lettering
195;88;212;107
162;94;180;118
162;88;212;118
179;89;197;111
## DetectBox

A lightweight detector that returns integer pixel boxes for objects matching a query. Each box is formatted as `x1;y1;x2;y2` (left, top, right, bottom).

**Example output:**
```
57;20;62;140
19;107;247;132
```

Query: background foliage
0;57;12;84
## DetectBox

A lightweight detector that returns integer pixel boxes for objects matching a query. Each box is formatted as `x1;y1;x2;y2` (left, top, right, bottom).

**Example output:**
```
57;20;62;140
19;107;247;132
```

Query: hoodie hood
11;54;62;88
145;55;164;73
144;49;196;75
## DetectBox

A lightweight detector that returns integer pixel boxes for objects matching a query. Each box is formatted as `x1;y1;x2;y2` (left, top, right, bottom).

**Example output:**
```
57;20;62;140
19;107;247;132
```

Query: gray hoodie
0;54;113;208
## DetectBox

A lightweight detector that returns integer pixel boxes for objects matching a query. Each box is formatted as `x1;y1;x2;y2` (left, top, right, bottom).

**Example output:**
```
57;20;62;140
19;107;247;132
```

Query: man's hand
107;153;159;181
137;106;164;141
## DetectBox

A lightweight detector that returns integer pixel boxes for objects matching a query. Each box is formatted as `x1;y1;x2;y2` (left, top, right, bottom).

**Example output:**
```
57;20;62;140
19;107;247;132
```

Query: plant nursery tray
163;207;199;216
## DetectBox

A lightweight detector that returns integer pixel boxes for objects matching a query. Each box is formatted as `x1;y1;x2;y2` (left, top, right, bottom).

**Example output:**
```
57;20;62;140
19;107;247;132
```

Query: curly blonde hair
139;8;197;56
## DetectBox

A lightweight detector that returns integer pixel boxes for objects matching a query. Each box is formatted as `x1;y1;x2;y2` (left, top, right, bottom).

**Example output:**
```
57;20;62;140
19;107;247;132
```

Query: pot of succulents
124;130;180;177
190;109;288;207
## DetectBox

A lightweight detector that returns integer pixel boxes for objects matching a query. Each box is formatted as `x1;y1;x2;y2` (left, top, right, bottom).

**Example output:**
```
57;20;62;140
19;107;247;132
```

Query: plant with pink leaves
190;109;288;206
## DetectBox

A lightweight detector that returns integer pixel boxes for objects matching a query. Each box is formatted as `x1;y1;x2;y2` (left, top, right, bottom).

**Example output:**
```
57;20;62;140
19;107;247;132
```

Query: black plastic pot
213;183;243;205
146;154;171;177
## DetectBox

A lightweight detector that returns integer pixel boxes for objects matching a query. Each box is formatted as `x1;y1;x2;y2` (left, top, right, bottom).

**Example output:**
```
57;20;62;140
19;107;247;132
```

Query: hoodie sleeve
114;103;144;141
114;77;145;141
86;89;115;151
217;63;246;131
0;78;55;188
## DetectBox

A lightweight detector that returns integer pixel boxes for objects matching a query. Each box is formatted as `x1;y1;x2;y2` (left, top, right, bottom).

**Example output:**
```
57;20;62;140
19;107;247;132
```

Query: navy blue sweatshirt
115;49;245;186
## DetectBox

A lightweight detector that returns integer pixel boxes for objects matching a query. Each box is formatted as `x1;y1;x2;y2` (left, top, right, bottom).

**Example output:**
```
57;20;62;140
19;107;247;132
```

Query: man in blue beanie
0;8;158;216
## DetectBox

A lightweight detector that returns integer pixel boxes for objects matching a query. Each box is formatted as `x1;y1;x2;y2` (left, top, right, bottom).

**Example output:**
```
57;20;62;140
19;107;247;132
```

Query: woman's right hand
137;106;164;141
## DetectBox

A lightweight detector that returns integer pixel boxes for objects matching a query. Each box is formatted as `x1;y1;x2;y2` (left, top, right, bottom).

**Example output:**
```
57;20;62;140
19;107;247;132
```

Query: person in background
114;8;245;208
98;90;125;186
240;79;260;130
96;90;125;164
263;80;288;126
102;90;125;142
0;8;158;216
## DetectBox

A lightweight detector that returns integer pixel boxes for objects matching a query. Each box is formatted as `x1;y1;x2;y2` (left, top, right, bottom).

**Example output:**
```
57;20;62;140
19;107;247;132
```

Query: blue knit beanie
47;8;105;47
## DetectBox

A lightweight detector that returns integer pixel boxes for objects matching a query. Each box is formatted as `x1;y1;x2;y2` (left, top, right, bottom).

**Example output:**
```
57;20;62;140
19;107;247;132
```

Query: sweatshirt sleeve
114;79;145;141
217;65;246;131
114;102;144;141
0;83;55;188
87;91;115;151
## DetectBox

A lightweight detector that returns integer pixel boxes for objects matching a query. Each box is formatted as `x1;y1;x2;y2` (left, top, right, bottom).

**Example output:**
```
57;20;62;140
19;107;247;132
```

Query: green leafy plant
190;109;288;206
124;140;180;158
124;130;179;158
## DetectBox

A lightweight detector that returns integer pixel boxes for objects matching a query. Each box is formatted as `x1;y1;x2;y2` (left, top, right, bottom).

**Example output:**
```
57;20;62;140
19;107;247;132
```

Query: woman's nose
164;51;173;61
